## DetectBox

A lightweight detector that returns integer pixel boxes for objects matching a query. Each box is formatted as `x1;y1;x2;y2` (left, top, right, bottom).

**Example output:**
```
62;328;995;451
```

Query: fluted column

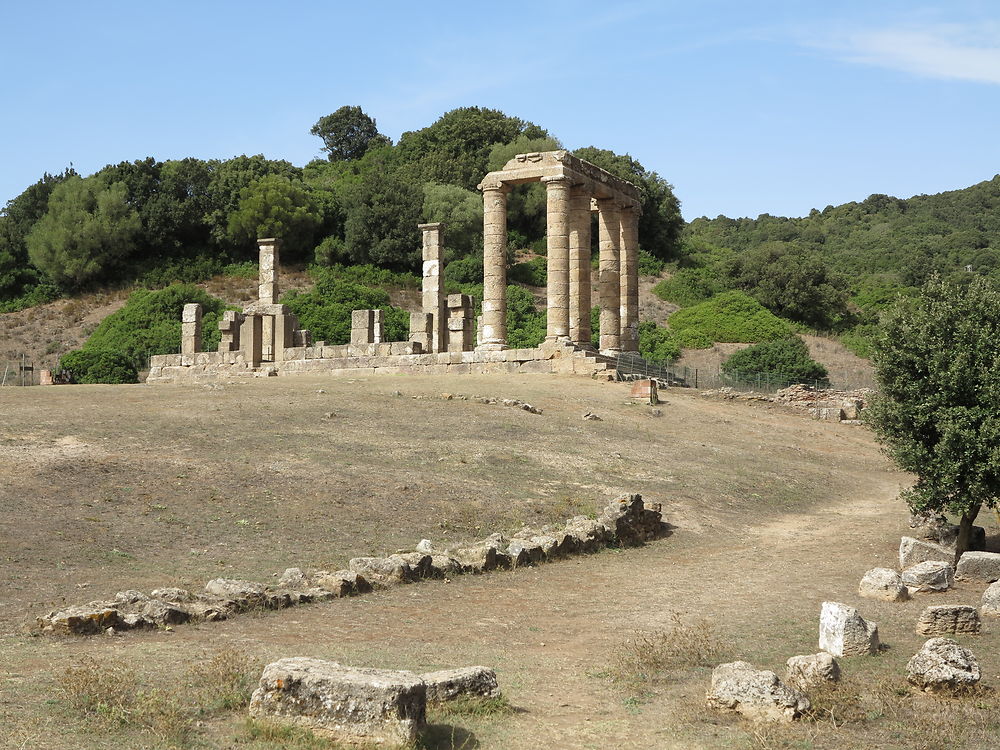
597;198;621;353
568;187;592;345
479;182;509;350
619;206;640;352
543;176;572;341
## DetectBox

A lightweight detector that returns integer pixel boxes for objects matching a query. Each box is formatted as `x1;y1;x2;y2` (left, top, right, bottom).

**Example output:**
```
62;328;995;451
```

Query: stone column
479;183;508;350
597;198;622;353
619;205;640;352
218;311;243;353
543;175;571;342
351;310;375;345
257;238;281;304
181;303;203;356
447;294;474;352
568;187;592;346
240;314;263;367
418;223;447;353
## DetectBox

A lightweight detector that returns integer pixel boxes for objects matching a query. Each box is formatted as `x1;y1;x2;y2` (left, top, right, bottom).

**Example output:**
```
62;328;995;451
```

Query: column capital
417;222;446;231
477;179;510;193
257;237;282;249
540;174;574;187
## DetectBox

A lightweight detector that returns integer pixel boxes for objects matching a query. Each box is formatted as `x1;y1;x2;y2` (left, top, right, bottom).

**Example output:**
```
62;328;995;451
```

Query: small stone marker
901;560;954;592
818;602;879;657
858;568;909;602
629;378;659;405
915;605;981;635
906;638;981;692
784;652;840;689
420;666;500;702
706;661;810;723
249;658;426;746
955;551;1000;582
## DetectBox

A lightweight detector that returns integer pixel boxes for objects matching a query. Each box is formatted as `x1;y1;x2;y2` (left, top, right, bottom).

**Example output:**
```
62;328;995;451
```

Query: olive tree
865;275;1000;556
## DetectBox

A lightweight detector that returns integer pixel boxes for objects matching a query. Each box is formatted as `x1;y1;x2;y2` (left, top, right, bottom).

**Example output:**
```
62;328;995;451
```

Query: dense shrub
311;263;420;290
637;249;666;276
652;268;724;307
0;282;60;313
133;251;226;288
282;273;408;344
58;349;138;384
721;336;829;385
506;284;546;348
508;256;547;286
638;321;680;363
668;290;793;345
444;255;484;285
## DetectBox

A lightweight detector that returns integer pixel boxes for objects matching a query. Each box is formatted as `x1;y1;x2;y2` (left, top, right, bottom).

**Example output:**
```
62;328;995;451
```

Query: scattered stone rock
348;557;416;587
899;536;954;569
706;661;810;723
249;658;426;746
980;580;1000;617
597;493;666;546
415;539;433;554
204;578;272;610
582;412;602;421
915;605;981;635
563;516;609;552
39;603;122;635
394;552;434;579
907;638;981;692
141;599;192;626
859;568;909;602
818;602;880;657
901;560;954;592
448;544;499;574
420;666;500;703
114;590;149;605
278;567;306;587
785;652;840;689
507;538;544;566
313;570;371;596
150;587;193;602
955;551;1000;583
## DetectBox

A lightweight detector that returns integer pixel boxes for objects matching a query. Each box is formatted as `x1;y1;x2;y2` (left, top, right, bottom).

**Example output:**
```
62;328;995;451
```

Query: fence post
694;368;698;389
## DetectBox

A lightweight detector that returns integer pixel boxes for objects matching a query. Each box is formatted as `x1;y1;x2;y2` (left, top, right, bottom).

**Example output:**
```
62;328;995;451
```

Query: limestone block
507;538;545;565
859;568;909;602
902;560;954;592
348;556;416;587
981;580;1000;617
448;544;499;574
818;602;880;657
563;516;610;552
784;652;840;689
141;599;192;626
204;578;273;611
906;638;981;691
249;658;426;746
956;551;1000;582
706;661;810;723
150;587;193;602
916;605;981;635
38;603;123;634
352;309;375;330
313;570;372;596
899;536;954;568
420;667;500;703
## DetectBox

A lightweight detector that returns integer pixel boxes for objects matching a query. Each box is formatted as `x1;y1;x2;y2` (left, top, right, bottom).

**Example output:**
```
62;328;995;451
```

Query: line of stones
37;494;667;636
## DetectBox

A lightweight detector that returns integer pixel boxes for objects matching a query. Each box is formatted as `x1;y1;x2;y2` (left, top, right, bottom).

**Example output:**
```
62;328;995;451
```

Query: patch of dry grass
609;611;723;690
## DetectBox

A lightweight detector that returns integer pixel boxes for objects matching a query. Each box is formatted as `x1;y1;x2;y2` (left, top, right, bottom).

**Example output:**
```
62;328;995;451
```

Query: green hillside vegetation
721;336;829;386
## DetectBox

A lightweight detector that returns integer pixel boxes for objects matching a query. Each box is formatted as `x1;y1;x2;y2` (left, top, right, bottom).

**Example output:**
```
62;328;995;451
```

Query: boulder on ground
818;602;880;657
204;578;274;610
249;658;426;746
420;666;500;702
394;552;434;579
563;516;609;552
39;603;122;635
141;599;192;626
150;587;193;602
955;551;1000;583
114;590;149;605
859;568;909;602
597;493;666;546
899;536;954;569
901;561;954;592
348;557;416;587
507;538;544;566
278;568;306;587
906;638;981;692
428;555;462;578
706;661;810;723
980;580;1000;617
785;652;840;689
915;605;981;635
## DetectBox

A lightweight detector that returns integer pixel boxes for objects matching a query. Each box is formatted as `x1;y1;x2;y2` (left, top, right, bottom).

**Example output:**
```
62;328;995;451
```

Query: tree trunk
956;504;982;564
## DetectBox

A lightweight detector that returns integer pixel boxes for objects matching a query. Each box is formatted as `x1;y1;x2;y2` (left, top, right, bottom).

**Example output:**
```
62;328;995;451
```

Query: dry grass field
1;373;997;749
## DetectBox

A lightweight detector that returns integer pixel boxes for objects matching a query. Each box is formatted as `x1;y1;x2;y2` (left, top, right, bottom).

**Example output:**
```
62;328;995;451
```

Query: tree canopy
311;106;391;162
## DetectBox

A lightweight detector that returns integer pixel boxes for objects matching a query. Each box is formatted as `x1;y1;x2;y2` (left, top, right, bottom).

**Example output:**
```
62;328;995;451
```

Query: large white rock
955;551;1000;583
249;658;426;746
785;652;840;689
706;661;810;723
858;568;909;602
901;560;954;592
906;638;981;691
981;580;1000;617
818;602;879;657
899;536;953;569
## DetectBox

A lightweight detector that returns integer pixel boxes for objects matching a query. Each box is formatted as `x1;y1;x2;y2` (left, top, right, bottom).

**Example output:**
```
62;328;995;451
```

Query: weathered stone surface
348;557;416;587
314;570;371;596
818;602;880;657
899;536;954;569
785;652;840;689
859;568;909;602
448;544;499;573
981;580;1000;617
955;551;1000;583
597;493;666;546
563;516;608;552
907;638;981;691
901;560;954;592
420;666;500;703
249;658;426;746
706;661;810;723
150;587;193;602
114;590;149;605
39;603;122;635
141;599;192;626
204;578;271;610
428;555;462;578
278;567;306;587
394;552;434;579
507;538;544;565
915;605;981;635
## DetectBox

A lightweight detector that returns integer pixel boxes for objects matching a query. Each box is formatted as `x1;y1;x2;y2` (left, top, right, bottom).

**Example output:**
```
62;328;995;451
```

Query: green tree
343;162;423;270
203;155;301;249
865;275;1000;557
311;106;392;162
721;336;828;385
26;176;140;289
421;182;483;257
226;175;322;261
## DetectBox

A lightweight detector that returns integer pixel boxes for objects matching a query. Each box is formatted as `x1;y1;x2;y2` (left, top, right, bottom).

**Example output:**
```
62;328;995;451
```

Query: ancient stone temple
147;151;639;383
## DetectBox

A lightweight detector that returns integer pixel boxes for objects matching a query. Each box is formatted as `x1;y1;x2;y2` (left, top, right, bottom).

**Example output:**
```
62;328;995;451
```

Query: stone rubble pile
698;384;871;422
37;493;667;636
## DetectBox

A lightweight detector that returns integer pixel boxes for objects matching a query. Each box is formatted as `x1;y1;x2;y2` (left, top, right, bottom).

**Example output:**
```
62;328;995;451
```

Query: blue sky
3;1;999;220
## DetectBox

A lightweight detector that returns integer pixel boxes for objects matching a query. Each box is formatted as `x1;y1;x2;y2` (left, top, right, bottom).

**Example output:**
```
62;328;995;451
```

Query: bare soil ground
2;372;995;749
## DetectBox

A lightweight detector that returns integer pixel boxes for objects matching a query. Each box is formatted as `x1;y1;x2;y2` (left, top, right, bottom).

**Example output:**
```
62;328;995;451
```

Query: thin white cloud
837;24;1000;84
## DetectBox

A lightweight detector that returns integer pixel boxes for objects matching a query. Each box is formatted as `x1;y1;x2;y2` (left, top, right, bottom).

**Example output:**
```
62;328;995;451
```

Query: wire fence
613;352;875;393
0;356;38;386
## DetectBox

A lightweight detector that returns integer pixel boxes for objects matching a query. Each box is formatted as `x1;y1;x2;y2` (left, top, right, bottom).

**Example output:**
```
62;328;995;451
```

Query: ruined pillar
218;311;243;353
257;238;281;304
479;182;508;350
447;294;475;352
351;310;376;345
543;175;572;342
619;206;640;352
409;312;433;351
597;198;622;353
240;314;263;367
568;187;593;346
372;309;384;344
181;303;203;356
418;223;447;353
